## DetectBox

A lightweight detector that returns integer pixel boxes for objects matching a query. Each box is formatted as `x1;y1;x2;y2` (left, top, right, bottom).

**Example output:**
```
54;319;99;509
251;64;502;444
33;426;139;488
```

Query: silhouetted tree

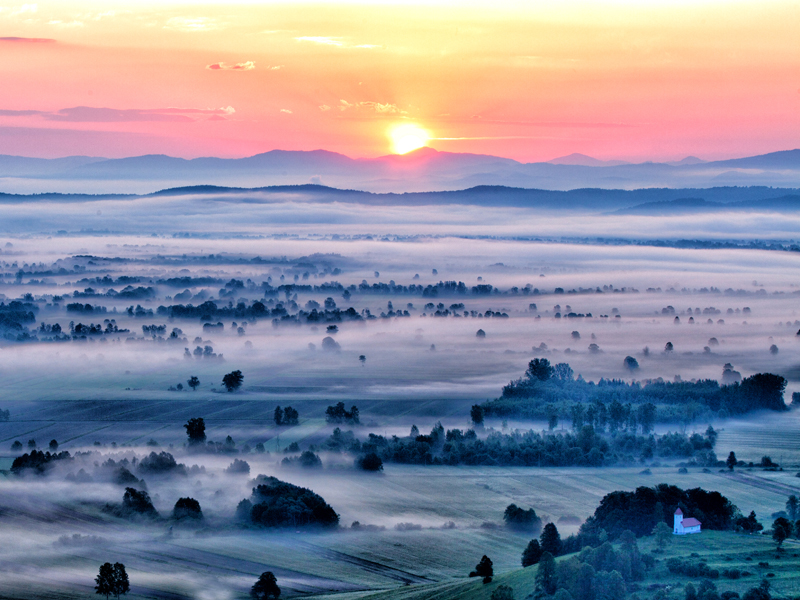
95;562;129;600
282;406;299;425
187;376;200;391
624;356;639;371
173;497;203;520
184;417;206;445
274;406;283;426
357;452;383;471
470;555;494;584
727;451;737;471
773;517;792;547
665;342;674;353
251;571;280;599
122;487;158;517
222;370;244;392
471;404;485;426
522;539;543;567
49;439;59;451
540;522;562;556
527;358;554;381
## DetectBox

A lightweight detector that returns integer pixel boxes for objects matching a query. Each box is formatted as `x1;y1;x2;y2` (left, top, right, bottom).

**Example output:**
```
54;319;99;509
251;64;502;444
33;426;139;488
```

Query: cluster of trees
532;530;653;599
273;406;299;426
322;422;718;468
236;476;339;528
325;402;360;424
10;449;72;475
580;485;738;541
485;359;787;425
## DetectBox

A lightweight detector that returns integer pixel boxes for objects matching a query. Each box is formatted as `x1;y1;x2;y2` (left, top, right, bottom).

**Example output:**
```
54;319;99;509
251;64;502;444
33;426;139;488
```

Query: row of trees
320;422;719;468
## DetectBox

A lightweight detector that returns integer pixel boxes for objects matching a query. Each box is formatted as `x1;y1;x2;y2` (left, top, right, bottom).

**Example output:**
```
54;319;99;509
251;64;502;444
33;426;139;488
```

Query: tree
536;551;557;595
637;403;656;434
540;522;562;556
665;342;674;353
95;562;130;600
173;497;203;520
527;358;554;381
359;354;366;365
653;521;672;550
471;404;485;426
522;539;543;567
184;417;206;445
726;451;737;471
491;585;515;600
624;356;639;371
274;406;284;426
282;406;299;425
787;495;799;521
187;376;200;391
222;370;244;392
546;404;558;431
772;516;792;547
251;571;280;600
357;452;383;471
49;439;59;451
470;555;494;584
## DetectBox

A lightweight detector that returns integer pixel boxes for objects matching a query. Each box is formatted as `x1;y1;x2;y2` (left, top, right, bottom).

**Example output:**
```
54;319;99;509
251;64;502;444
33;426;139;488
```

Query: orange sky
0;1;798;161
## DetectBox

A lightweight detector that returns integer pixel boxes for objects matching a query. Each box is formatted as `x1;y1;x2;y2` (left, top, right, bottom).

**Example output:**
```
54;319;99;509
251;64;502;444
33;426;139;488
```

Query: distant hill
3;184;799;213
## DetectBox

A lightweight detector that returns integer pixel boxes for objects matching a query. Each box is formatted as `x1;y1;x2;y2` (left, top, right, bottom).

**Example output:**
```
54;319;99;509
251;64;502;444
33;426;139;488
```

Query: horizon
2;144;798;165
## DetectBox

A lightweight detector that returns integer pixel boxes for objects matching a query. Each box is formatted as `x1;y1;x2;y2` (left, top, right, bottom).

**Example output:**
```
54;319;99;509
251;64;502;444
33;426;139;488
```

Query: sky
0;0;798;162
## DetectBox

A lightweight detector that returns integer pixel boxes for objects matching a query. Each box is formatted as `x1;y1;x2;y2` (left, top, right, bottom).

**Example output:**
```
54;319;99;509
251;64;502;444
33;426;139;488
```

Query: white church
673;507;702;535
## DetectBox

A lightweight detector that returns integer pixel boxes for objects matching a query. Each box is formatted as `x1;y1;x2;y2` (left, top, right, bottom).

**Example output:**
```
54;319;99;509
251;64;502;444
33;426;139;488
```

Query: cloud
0;37;55;43
318;105;331;112
338;100;405;114
280;109;293;114
295;37;380;50
295;36;343;47
269;65;283;70
206;61;255;71
0;106;237;123
47;20;84;28
164;17;218;32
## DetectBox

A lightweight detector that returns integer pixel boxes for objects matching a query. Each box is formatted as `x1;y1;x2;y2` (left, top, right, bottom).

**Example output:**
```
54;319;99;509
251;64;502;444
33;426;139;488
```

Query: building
673;507;701;535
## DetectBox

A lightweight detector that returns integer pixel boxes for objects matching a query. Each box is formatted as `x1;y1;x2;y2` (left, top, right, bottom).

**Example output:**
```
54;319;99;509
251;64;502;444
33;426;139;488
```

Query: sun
389;123;430;155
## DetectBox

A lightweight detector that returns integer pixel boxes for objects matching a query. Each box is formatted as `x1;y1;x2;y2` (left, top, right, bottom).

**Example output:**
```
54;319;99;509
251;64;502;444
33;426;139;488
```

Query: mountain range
0;147;799;194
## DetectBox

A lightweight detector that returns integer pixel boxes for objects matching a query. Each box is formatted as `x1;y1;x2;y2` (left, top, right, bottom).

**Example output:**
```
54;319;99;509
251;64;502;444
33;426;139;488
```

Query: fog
0;187;799;598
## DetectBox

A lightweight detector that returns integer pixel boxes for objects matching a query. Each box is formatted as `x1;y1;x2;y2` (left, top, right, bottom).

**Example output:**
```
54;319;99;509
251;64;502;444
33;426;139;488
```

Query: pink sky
0;1;798;162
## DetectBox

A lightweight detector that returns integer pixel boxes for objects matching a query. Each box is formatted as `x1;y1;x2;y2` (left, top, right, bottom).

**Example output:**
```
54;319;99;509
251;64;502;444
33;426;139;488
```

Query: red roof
682;518;701;527
674;508;683;515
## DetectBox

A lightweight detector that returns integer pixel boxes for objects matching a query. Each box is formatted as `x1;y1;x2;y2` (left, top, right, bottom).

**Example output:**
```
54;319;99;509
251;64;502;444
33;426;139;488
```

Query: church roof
682;518;701;527
674;508;683;515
